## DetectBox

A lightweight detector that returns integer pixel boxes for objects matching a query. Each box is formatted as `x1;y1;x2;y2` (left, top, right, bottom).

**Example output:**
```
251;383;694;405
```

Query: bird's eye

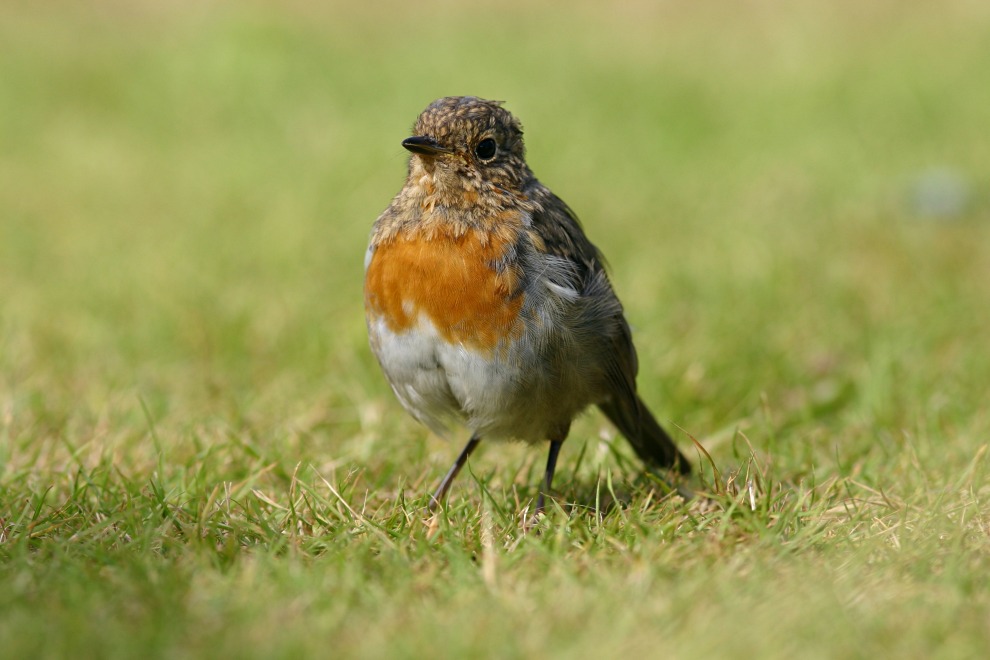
474;138;497;161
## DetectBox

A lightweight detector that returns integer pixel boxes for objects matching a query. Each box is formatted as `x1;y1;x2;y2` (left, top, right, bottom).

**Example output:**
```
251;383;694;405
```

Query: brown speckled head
399;97;532;198
407;96;525;160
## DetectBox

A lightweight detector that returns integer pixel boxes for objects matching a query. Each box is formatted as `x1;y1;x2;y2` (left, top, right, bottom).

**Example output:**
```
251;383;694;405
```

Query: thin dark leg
534;440;563;516
428;434;481;512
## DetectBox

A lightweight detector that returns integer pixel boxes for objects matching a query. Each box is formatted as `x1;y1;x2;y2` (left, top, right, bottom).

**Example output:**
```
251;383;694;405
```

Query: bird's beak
402;135;452;156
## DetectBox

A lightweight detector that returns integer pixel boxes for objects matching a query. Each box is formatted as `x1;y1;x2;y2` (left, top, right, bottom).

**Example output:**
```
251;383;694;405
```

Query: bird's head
402;96;531;203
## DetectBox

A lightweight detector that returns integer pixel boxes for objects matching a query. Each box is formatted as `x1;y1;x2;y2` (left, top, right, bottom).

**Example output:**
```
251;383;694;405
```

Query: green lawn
2;1;989;657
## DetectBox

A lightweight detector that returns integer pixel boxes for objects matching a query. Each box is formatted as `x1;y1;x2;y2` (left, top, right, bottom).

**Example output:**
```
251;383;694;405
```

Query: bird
364;96;690;516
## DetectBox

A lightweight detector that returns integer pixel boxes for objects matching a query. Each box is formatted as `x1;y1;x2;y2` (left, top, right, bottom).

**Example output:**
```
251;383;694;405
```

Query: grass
2;0;989;657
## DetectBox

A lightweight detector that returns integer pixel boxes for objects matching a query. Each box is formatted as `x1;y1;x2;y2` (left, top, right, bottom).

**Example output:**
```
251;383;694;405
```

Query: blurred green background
1;0;989;657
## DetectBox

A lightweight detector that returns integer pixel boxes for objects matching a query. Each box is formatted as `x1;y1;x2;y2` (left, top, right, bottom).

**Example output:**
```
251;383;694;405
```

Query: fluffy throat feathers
408;153;533;218
372;170;537;246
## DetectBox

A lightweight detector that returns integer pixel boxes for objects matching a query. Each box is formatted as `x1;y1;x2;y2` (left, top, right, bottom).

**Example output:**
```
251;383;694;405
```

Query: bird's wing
524;181;640;392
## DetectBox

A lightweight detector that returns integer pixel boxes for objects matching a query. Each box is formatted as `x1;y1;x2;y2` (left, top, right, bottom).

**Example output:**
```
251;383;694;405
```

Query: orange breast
365;227;525;352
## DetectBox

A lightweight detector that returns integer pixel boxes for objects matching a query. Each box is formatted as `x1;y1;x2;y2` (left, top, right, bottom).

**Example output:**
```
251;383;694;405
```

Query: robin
364;96;691;515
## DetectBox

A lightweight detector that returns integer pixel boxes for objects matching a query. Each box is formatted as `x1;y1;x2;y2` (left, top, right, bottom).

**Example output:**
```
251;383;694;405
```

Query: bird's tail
597;395;691;475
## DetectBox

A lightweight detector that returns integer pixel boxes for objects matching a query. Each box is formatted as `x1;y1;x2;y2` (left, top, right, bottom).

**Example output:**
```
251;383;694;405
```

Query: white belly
367;313;583;442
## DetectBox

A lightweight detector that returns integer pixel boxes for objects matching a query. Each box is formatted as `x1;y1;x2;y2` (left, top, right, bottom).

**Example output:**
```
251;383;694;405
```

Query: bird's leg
428;434;481;512
534;439;563;516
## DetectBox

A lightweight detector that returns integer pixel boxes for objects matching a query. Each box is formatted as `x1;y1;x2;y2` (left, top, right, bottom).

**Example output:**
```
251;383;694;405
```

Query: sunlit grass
1;1;989;657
